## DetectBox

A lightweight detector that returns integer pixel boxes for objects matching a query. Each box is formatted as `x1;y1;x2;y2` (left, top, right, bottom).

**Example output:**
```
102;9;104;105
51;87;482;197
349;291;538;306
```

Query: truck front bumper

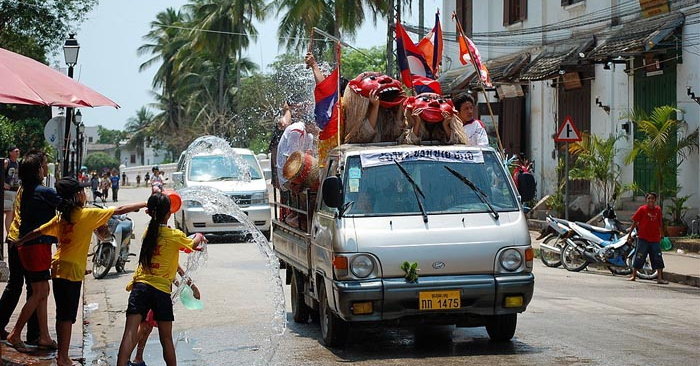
332;273;534;323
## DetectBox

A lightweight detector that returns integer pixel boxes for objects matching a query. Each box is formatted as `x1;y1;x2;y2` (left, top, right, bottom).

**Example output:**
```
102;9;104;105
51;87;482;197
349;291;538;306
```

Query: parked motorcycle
91;204;135;279
560;223;658;279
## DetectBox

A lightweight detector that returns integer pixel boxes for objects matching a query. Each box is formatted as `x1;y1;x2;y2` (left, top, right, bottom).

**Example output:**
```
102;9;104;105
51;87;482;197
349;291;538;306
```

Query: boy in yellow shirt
13;177;146;366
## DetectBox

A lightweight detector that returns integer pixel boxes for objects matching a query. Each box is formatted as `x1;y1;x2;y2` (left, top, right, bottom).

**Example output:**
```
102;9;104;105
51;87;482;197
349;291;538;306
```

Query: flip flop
36;339;58;350
7;338;31;353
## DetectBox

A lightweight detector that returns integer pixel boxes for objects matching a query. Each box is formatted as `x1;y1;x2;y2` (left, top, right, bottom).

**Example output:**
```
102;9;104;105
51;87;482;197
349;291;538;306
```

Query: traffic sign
554;116;582;142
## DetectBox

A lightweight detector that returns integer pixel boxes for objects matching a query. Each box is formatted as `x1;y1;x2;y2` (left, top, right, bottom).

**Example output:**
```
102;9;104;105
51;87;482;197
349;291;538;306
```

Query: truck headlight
500;248;523;271
251;192;268;204
350;255;374;278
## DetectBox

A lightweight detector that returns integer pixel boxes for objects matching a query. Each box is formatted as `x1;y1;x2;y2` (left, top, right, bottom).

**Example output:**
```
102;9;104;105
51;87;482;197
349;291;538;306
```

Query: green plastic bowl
660;237;672;251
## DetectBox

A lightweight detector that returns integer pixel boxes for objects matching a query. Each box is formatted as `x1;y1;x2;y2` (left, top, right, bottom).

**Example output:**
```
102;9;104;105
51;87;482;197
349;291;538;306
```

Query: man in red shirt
628;192;668;284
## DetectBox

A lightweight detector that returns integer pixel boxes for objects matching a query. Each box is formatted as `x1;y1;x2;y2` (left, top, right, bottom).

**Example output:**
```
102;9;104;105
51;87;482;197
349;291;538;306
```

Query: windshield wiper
443;165;499;220
213;176;236;181
394;161;428;223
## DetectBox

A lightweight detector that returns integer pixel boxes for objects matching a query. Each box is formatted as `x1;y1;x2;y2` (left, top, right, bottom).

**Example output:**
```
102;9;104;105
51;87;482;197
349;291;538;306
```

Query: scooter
91;204;135;279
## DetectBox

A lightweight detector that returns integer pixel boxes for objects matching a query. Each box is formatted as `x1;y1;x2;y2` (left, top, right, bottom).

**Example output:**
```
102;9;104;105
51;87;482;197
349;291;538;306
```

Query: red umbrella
0;47;119;108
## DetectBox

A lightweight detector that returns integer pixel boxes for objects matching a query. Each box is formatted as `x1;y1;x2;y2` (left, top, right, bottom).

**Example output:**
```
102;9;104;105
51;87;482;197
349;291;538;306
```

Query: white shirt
276;121;315;187
462;119;489;147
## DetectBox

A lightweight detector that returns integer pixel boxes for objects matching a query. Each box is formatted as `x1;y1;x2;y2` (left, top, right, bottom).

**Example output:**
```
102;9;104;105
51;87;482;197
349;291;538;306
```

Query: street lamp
73;109;82;174
78;122;85;176
62;34;80;177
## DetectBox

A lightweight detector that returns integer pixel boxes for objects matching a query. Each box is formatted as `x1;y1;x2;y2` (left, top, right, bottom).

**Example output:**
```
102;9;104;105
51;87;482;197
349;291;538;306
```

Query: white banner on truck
360;149;484;168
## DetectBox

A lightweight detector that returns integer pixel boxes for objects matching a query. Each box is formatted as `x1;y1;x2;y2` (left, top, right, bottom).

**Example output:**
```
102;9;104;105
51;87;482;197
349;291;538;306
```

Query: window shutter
519;0;527;21
503;0;511;26
561;0;569;5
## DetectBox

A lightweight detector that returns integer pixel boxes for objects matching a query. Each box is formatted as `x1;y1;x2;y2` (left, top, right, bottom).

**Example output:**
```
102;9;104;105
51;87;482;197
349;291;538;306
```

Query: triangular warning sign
554;116;582;142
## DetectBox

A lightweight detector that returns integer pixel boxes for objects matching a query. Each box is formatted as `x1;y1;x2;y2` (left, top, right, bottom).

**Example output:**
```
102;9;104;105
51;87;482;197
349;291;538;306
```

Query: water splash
180;136;252;183
178;186;286;364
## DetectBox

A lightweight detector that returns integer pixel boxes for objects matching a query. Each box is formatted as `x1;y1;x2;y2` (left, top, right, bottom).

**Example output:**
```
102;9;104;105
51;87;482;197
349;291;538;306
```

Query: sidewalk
529;230;700;287
0;285;84;365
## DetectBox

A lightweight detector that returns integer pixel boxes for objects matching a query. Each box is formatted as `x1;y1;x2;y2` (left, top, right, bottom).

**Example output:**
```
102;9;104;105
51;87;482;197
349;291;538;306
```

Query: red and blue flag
314;68;340;140
395;22;434;89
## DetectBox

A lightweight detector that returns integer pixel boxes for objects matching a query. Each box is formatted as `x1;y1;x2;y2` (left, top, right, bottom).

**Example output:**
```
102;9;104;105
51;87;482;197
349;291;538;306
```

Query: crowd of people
1;147;205;366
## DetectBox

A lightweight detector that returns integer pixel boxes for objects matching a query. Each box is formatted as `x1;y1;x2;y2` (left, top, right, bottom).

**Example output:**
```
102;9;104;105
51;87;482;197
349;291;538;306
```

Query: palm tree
624;105;699;206
125;107;156;166
187;0;266;114
568;133;629;207
137;8;191;130
273;0;387;53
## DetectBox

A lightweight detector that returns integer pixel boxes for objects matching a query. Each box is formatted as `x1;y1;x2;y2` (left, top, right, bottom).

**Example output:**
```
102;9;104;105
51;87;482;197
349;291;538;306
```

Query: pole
565;142;569;220
0;157;4;260
418;0;425;38
478;85;505;157
62;65;74;177
386;0;395;76
336;41;342;147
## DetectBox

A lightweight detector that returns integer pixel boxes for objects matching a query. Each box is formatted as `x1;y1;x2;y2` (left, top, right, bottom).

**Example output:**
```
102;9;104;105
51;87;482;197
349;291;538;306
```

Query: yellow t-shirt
40;207;115;281
6;188;22;242
128;226;196;294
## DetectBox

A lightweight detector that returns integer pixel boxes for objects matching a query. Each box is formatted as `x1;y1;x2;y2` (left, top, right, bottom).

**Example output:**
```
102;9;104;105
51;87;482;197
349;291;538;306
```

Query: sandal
36;339;58;350
7;338;31;353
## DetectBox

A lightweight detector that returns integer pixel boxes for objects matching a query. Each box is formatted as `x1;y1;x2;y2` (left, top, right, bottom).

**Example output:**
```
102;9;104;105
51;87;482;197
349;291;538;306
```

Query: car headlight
500;248;523;271
350;255;374;278
251;192;268;204
184;200;202;208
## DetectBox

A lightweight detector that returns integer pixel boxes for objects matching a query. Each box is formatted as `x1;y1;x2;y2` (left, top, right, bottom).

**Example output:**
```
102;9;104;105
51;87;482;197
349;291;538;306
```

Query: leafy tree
624;106;699;206
0;0;97;58
96;126;126;144
341;46;386;79
0;115;51;155
84;152;120;172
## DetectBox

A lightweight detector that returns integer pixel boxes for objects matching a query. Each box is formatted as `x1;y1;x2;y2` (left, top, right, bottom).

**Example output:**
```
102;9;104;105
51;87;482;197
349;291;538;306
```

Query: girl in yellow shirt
116;192;206;366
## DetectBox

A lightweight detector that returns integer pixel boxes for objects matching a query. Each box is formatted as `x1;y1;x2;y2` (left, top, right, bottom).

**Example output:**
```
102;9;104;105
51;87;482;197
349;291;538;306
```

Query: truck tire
319;283;348;347
485;313;517;342
291;271;310;323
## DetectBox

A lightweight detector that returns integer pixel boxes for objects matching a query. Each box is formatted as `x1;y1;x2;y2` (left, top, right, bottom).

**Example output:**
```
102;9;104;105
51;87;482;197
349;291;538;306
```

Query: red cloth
632;204;663;242
18;243;52;272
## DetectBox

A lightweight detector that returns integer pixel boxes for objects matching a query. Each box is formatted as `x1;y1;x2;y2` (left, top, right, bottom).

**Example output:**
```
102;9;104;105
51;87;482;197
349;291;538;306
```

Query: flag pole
453;13;505;158
336;40;342;147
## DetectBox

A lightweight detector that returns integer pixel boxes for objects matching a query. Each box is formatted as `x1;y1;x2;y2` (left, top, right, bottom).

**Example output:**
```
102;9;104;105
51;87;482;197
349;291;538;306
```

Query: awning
519;36;595;81
587;11;684;60
438;51;531;94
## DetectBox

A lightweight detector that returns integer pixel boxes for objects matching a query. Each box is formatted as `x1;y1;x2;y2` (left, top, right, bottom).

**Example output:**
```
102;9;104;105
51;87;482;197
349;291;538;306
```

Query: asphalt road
84;187;700;366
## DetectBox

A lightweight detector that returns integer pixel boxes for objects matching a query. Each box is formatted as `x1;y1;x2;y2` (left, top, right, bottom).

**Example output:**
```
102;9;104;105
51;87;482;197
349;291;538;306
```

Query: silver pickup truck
272;143;534;346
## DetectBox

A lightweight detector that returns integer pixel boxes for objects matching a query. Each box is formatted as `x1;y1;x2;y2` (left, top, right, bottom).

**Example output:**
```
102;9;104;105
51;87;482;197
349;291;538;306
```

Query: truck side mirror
322;176;343;208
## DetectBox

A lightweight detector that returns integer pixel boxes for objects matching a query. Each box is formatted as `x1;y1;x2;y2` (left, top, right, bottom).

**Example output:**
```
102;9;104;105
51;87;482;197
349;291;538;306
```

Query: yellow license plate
419;290;461;310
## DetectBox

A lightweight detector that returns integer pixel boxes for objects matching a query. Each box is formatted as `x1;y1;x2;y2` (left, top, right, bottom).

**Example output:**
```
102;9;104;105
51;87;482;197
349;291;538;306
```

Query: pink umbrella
0;47;119;108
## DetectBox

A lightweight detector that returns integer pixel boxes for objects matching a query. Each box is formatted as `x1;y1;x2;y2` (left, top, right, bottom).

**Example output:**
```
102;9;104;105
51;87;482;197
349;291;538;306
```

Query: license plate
419;290;461;310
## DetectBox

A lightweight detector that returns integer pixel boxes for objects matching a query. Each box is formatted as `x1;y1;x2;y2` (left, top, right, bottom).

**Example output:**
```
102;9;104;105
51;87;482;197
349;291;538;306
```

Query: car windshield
188;154;263;182
342;150;518;216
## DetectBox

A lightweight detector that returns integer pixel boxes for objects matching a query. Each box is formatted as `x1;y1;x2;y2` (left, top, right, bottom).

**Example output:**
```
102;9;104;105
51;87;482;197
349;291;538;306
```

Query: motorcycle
90;204;135;279
538;199;622;268
560;223;658;279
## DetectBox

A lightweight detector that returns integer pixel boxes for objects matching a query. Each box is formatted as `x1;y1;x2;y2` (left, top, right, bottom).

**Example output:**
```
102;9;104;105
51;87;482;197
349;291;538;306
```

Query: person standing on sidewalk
3;146;21;235
628;192;669;284
111;171;120;202
6;151;61;351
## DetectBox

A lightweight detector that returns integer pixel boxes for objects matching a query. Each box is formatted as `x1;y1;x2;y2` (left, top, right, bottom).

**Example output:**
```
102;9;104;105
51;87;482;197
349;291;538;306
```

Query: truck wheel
291;271;310;323
485;313;517;342
319;283;348;347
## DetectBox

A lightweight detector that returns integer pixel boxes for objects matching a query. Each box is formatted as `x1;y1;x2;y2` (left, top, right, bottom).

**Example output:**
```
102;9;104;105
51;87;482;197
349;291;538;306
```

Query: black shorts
52;278;82;323
25;270;51;283
126;282;174;322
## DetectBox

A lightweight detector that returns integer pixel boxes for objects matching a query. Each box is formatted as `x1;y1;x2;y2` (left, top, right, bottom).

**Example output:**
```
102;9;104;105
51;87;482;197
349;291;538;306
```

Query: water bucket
283;151;319;191
163;189;182;213
180;285;204;310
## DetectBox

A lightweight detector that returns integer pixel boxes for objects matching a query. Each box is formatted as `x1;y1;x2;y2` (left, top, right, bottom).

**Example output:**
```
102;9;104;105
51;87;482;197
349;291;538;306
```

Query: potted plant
666;194;690;237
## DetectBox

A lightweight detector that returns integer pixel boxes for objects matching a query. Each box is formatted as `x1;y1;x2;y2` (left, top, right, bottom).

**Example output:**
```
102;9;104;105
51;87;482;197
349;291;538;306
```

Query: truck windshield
342;151;518;216
188;154;263;182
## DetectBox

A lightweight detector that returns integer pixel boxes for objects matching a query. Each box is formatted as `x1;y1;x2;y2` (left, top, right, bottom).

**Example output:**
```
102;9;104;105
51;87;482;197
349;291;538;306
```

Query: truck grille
212;214;239;223
230;194;251;207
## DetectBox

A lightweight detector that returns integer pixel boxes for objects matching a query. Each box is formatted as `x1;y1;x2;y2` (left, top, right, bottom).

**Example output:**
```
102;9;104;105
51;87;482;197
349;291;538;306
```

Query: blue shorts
633;238;665;270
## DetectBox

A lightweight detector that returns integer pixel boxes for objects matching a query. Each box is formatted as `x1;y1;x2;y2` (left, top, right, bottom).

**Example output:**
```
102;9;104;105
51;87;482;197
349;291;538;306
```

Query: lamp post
73;109;82;175
62;34;80;177
77;121;85;177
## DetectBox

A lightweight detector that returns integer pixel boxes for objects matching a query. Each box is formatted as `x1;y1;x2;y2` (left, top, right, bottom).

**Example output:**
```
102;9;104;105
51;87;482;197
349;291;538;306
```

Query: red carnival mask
404;93;455;123
348;72;405;108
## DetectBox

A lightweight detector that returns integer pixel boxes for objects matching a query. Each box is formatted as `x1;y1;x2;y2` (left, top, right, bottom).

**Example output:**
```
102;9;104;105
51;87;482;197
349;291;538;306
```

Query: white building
439;0;699;217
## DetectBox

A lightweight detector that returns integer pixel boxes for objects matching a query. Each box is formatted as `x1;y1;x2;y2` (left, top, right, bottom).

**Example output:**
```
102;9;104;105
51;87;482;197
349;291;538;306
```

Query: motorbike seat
575;221;615;234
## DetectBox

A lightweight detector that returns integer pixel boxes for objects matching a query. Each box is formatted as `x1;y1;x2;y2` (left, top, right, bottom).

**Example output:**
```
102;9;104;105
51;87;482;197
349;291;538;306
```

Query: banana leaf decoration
401;261;419;283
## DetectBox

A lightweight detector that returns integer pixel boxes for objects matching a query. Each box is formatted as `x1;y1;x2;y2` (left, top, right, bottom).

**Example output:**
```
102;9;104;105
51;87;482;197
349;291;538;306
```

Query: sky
64;0;441;131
